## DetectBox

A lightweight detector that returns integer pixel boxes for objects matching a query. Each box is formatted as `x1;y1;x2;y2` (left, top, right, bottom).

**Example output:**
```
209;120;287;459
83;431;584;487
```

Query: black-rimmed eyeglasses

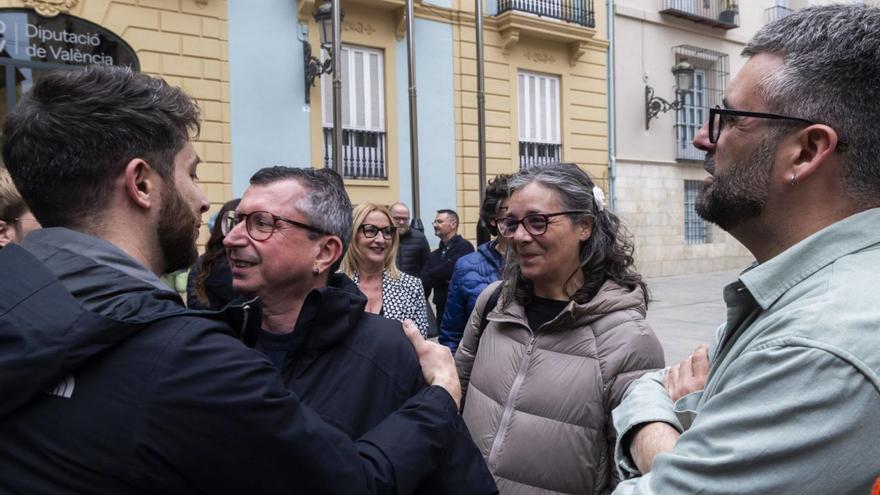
360;224;396;240
221;210;328;241
497;210;590;238
709;106;848;151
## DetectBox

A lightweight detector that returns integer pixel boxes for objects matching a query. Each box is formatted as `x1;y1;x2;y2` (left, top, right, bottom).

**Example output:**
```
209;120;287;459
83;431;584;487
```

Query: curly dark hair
502;163;647;306
193;198;240;306
480;174;513;237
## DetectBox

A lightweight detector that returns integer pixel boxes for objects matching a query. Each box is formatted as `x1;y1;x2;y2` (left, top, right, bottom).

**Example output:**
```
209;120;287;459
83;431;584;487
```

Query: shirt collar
740;208;880;309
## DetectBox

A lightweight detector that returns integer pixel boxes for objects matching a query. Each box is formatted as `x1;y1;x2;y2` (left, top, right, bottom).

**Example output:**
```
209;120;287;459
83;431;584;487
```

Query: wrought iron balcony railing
520;141;562;170
323;128;387;180
660;0;739;29
497;0;596;28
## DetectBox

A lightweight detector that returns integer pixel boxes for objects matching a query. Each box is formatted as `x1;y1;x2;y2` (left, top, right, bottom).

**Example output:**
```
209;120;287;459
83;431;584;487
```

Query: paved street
645;269;740;366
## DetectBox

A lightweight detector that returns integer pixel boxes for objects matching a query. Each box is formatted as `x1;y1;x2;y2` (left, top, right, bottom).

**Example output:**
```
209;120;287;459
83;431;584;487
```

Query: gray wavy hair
743;4;880;207
502;163;645;305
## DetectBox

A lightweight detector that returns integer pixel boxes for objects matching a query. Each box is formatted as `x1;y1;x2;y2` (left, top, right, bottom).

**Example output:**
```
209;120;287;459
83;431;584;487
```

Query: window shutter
321;45;384;131
518;71;560;144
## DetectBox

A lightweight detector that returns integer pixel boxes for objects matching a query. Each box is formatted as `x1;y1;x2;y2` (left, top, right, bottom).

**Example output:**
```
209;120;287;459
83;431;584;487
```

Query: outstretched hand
402;319;462;409
663;344;710;402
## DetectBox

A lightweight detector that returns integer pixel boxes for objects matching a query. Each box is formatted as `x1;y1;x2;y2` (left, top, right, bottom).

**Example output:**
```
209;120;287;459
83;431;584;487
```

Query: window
321;45;386;180
673;45;728;161
684;180;708;244
518;71;561;169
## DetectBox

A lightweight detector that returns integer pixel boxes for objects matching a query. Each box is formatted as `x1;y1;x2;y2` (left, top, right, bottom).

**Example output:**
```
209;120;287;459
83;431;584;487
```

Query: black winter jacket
396;228;431;277
0;232;466;494
246;274;496;495
420;234;475;317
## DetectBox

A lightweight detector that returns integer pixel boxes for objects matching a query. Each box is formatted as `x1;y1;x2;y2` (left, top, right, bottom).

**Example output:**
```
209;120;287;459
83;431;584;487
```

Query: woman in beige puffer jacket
455;163;665;495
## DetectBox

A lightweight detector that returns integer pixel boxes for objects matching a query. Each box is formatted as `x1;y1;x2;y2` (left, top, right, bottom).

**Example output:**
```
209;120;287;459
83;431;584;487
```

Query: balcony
323;128;387;180
660;0;739;29
519;141;562;170
497;0;596;28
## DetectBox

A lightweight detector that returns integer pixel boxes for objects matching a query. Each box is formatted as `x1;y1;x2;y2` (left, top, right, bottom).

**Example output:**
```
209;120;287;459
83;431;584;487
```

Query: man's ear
788;124;839;184
0;220;15;247
123;158;160;210
314;235;345;273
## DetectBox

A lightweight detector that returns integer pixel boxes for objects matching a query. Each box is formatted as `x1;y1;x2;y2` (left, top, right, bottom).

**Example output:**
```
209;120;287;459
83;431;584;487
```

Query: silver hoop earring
790;173;798;187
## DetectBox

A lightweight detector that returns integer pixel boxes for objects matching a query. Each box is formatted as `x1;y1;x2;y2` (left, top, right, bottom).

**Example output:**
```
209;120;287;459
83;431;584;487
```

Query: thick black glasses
497;210;590;238
360;224;396;240
709;106;816;144
221;210;327;241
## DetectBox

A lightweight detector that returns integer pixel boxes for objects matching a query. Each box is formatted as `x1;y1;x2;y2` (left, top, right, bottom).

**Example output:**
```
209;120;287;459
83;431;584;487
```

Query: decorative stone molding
500;28;519;52
343;20;376;35
395;7;406;40
494;10;600;65
523;51;556;64
568;41;588;66
23;0;78;17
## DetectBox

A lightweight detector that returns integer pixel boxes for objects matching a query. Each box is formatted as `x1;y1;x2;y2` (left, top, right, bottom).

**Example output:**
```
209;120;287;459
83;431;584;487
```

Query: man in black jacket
420;209;474;326
391;201;430;276
0;65;471;494
223;167;495;494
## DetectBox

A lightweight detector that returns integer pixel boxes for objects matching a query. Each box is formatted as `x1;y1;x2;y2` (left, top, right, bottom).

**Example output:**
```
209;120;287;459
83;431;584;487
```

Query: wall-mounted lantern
645;59;695;130
302;0;343;104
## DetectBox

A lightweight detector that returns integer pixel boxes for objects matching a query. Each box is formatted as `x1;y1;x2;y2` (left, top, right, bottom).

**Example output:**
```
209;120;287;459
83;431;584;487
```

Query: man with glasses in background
421;209;474;334
391;201;431;277
612;5;880;494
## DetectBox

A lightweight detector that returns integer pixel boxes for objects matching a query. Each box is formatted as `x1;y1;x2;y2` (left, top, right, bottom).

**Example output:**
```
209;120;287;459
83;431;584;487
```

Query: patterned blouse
351;270;429;338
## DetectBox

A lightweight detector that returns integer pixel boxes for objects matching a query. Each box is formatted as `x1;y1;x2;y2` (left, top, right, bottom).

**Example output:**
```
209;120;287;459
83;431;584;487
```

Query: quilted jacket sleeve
454;281;503;405
439;258;470;353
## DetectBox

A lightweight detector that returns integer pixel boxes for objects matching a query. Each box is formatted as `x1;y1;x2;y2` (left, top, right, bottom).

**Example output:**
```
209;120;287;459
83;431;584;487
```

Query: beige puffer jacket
456;280;664;495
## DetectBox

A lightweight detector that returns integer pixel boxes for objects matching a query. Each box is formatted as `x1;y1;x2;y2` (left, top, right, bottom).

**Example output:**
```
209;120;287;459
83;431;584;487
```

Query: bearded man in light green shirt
612;5;880;495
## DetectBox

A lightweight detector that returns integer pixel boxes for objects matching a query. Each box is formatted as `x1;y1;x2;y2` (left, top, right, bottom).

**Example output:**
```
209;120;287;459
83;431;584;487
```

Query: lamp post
645;60;695;130
475;0;490;245
302;0;344;175
331;0;343;176
405;0;421;223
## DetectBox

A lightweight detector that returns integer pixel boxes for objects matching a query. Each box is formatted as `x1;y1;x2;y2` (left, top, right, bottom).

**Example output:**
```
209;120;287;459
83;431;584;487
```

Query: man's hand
663;344;710;403
403;319;462;408
629;422;681;474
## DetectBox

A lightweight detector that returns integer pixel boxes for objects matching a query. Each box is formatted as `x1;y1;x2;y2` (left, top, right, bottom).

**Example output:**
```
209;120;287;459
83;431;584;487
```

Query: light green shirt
612;208;880;495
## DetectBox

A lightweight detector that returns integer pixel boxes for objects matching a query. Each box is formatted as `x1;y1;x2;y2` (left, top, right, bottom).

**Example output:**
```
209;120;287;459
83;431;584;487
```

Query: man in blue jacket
439;175;510;354
0;65;472;494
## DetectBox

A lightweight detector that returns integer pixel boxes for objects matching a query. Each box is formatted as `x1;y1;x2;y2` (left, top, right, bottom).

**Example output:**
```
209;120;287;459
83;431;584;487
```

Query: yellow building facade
0;0;231;246
294;0;610;242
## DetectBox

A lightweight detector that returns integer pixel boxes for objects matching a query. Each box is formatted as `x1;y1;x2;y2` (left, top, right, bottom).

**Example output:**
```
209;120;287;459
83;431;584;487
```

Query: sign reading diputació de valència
0;8;138;69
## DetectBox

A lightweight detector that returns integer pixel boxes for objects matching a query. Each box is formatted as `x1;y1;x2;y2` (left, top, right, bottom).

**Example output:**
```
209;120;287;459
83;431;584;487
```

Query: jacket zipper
486;334;538;470
240;303;251;336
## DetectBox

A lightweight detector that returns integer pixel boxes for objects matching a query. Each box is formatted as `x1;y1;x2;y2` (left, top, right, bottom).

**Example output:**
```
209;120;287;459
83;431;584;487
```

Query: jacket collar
477;240;504;273
491;280;647;332
24;227;170;293
740;208;880;310
288;273;367;354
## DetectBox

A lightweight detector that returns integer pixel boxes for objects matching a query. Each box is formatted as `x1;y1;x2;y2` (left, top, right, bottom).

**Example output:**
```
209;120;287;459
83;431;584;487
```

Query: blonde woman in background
341;202;430;337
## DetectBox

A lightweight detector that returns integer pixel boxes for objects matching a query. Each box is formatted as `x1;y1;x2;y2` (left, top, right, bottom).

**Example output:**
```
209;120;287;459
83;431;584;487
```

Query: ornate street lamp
302;0;343;104
645;59;696;130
